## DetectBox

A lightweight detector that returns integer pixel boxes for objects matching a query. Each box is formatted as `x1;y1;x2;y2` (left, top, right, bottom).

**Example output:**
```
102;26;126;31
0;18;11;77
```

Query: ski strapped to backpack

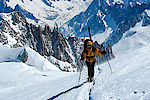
83;27;92;50
83;27;92;54
88;27;92;41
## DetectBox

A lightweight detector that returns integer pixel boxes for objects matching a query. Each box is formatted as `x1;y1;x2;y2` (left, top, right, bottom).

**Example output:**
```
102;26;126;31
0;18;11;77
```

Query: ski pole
78;66;82;85
106;57;113;73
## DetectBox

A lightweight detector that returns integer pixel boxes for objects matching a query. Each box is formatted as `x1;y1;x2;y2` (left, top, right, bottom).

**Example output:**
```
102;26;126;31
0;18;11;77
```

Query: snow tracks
48;68;102;100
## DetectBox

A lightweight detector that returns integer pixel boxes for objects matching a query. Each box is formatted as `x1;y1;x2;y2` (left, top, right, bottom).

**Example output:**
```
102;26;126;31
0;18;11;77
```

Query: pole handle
106;57;113;73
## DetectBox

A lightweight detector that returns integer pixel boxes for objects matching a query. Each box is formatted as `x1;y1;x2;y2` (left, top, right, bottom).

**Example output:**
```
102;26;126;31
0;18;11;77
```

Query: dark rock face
14;4;38;23
0;0;13;13
142;10;150;26
103;3;148;46
51;29;73;63
68;36;84;67
107;3;150;46
17;48;28;63
65;0;107;37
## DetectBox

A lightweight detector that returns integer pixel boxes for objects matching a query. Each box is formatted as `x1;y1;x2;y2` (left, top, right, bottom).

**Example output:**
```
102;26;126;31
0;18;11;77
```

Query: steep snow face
91;45;150;100
5;0;92;27
0;45;60;71
92;27;113;44
113;21;150;55
91;22;150;100
25;46;60;71
0;45;24;62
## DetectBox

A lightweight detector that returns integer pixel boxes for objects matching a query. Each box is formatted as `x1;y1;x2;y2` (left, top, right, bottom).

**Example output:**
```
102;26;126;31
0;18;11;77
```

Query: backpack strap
83;49;88;54
83;46;96;56
92;46;96;53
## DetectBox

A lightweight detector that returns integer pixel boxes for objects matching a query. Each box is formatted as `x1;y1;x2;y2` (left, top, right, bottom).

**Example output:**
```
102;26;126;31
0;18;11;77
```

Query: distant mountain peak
2;0;92;27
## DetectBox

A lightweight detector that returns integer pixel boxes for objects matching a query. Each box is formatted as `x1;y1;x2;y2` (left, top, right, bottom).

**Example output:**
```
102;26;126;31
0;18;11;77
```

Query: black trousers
86;61;95;78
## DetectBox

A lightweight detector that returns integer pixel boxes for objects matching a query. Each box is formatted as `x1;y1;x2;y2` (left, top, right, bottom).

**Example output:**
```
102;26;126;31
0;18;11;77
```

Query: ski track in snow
77;83;93;100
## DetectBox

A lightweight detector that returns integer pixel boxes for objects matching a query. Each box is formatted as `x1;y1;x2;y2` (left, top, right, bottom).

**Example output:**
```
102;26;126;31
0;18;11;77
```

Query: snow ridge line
47;81;87;100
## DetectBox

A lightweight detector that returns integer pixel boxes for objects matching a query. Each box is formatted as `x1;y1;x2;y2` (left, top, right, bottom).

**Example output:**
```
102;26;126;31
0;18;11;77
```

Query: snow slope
91;23;150;100
0;23;150;100
92;27;113;44
0;45;59;71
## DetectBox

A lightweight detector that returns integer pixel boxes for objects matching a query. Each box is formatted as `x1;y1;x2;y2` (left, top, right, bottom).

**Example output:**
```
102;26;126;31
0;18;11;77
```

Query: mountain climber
81;40;107;82
106;42;115;60
100;44;105;63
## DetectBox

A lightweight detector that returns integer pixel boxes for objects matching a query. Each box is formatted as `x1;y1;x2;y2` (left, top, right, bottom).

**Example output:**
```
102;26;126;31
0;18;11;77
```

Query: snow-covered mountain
62;0;150;46
1;0;92;27
1;0;150;45
0;11;84;71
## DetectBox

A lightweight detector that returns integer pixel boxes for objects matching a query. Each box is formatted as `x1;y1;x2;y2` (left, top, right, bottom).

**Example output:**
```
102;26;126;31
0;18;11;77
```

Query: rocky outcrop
0;0;13;13
17;48;28;63
0;12;82;71
142;10;150;26
68;36;84;67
